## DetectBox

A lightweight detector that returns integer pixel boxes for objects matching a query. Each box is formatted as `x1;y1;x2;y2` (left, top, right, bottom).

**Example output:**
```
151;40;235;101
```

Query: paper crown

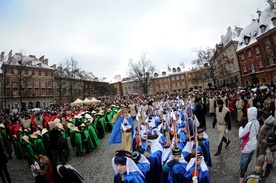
131;151;141;163
197;128;204;134
115;150;131;158
172;148;182;155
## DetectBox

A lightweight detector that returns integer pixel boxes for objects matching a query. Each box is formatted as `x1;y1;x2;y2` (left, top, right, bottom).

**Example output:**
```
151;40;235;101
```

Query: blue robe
198;139;212;167
167;162;187;183
184;165;210;183
114;171;146;183
178;130;187;145
148;150;162;183
109;116;134;145
136;162;150;178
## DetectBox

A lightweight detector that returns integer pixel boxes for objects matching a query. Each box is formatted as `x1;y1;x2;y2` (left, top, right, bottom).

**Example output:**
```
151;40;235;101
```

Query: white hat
22;135;31;144
67;123;75;130
41;128;48;136
0;123;5;128
56;123;65;131
72;127;80;132
79;123;86;128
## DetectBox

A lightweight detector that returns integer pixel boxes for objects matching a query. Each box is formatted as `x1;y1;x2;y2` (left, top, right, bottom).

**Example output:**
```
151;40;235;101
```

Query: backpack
58;135;67;150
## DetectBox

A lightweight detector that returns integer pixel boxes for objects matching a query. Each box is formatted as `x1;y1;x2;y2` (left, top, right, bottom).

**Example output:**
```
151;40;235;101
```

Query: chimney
234;26;243;37
227;26;231;32
39;55;44;61
0;52;4;61
257;10;262;19
44;59;48;65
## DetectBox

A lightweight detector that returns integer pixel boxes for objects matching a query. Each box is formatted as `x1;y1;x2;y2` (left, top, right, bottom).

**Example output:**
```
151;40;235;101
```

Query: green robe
75;132;83;154
83;129;94;149
87;125;100;147
25;142;35;165
1;129;13;155
33;138;47;156
13;139;24;159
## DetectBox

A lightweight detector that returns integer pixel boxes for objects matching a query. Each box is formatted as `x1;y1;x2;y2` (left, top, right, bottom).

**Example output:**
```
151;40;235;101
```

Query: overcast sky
0;0;268;80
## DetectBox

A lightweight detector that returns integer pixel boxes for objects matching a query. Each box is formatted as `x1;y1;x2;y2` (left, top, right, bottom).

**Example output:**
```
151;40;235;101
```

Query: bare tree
127;53;156;94
65;57;80;102
54;62;70;105
192;47;217;87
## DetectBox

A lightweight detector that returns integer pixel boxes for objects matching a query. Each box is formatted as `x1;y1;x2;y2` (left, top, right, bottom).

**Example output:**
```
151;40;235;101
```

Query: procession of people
0;84;276;182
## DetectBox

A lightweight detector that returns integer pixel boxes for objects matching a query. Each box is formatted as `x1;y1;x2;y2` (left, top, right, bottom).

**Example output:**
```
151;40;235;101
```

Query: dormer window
260;24;267;33
172;68;176;73
271;17;276;26
27;61;32;66
177;67;181;72
239;41;243;46
37;63;42;67
17;60;22;65
154;73;158;77
162;71;166;76
243;35;250;45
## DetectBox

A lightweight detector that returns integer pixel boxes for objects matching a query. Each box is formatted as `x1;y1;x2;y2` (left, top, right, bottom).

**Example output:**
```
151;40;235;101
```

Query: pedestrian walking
212;99;231;156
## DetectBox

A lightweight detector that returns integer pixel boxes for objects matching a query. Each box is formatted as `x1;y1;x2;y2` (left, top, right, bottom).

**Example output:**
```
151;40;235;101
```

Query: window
28;89;32;96
35;71;38;76
177;82;180;87
243;65;247;72
272;17;276;26
251;62;255;72
6;68;11;74
176;76;180;80
14;69;18;75
248;50;252;57
259;60;263;68
263;78;266;83
188;74;191;79
34;80;38;87
48;89;52;95
164;78;167;82
155;86;159;90
13;89;17;96
240;53;245;60
260;25;267;33
42;89;45;96
159;79;162;82
165;85;168;89
265;38;271;48
182;81;185;86
268;53;276;65
41;71;45;76
181;75;184;79
47;80;52;87
41;80;45;87
171;76;175;81
244;37;250;45
255;47;260;54
35;89;39;96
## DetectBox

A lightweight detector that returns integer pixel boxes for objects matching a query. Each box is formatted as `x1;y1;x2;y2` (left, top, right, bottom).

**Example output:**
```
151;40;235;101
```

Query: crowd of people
0;84;276;182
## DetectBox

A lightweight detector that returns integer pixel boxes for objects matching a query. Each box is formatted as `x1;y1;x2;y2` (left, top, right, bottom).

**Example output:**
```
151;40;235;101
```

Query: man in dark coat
0;138;11;183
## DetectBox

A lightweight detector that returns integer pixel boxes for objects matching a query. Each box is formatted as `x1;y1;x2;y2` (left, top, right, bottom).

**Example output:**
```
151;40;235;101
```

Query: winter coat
239;107;260;153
